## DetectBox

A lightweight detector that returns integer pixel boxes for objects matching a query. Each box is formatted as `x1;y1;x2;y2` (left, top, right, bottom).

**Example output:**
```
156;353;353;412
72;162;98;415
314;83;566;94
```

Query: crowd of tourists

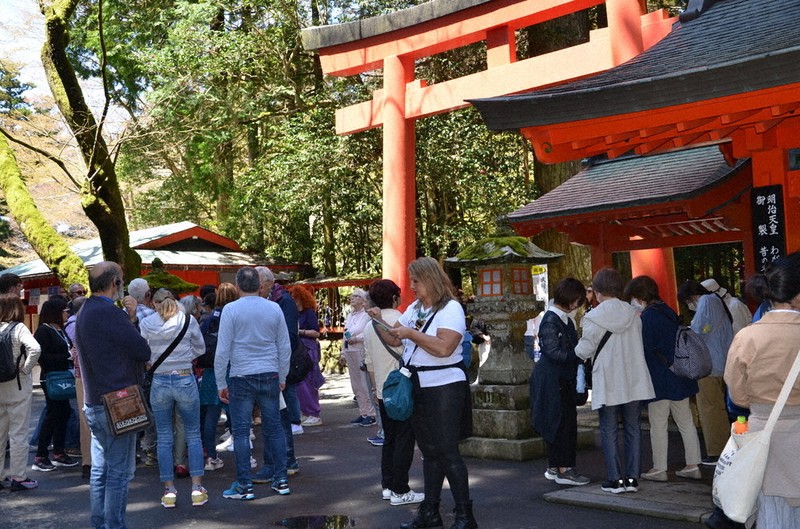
2;250;799;529
529;253;800;529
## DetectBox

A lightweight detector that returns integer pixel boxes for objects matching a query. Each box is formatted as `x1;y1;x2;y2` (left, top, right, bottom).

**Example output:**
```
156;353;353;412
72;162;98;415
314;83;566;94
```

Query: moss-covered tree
0;132;87;286
38;0;140;276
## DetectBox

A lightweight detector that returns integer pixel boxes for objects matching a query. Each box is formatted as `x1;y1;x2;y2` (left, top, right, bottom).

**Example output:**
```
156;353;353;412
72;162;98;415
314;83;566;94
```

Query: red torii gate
301;0;676;303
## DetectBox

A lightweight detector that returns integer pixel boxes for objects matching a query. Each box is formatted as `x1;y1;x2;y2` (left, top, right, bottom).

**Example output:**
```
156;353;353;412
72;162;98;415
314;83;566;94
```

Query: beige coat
725;310;800;501
575;298;654;410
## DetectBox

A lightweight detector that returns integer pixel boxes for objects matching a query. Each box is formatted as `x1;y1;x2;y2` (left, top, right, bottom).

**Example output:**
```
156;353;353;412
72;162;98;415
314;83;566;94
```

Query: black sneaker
624;477;639;492
555;468;590;486
32;457;56;472
51;453;79;467
701;456;719;466
600;479;626;494
271;478;291;495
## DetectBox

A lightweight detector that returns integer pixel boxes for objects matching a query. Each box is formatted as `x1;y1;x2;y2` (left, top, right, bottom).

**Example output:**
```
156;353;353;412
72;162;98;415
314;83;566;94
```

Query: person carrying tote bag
722;251;800;527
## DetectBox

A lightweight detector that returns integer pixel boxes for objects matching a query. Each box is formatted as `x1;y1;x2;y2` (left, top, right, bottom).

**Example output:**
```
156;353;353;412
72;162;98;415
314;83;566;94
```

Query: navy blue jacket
75;296;151;406
641;302;698;401
530;310;580;444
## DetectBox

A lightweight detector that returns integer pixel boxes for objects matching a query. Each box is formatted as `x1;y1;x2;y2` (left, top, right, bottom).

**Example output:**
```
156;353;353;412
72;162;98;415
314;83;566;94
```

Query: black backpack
0;322;24;389
286;338;313;385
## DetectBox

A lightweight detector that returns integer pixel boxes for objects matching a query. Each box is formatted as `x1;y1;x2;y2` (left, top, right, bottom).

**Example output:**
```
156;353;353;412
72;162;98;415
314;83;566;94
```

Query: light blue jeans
228;372;286;485
597;401;643;481
84;404;138;529
149;373;204;482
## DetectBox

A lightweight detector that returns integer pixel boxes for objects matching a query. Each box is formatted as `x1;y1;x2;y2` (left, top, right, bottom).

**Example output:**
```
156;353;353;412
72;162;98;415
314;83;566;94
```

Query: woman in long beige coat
725;251;800;528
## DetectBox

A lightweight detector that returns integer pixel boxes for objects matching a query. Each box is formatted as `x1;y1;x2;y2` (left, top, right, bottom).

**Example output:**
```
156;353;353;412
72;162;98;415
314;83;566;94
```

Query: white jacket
575;298;655;410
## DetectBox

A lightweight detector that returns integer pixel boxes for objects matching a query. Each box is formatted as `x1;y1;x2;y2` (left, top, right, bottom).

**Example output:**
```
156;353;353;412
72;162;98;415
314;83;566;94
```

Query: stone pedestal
460;299;538;460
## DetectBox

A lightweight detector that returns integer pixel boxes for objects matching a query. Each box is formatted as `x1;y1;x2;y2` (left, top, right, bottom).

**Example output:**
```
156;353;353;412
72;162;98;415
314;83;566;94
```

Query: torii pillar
382;56;416;295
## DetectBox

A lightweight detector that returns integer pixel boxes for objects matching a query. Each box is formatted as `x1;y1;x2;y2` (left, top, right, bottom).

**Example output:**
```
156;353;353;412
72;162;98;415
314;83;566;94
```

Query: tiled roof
3;222;259;278
471;0;800;130
507;145;748;222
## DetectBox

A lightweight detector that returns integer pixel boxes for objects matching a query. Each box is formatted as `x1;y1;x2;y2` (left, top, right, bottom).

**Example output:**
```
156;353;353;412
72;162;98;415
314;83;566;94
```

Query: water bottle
733;415;748;434
576;363;586;393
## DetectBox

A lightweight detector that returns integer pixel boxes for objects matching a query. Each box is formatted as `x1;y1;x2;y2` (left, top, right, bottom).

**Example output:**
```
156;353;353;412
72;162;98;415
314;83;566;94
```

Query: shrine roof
471;0;800;131
507;145;748;223
301;0;492;50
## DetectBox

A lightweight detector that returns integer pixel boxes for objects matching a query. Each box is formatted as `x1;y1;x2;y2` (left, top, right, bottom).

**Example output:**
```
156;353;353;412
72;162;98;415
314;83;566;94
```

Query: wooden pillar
630;247;678;311
383;55;416;308
606;0;644;65
486;26;516;68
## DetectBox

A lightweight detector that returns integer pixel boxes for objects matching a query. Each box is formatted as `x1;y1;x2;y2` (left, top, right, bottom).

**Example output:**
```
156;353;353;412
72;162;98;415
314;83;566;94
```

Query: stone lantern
446;236;562;460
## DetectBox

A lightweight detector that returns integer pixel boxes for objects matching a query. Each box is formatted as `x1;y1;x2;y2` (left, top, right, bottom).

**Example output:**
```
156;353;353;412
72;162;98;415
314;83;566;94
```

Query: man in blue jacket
76;261;151;529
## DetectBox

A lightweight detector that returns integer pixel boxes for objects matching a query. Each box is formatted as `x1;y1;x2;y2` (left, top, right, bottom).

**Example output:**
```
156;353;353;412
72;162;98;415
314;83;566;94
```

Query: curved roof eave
506;146;749;223
470;0;800;130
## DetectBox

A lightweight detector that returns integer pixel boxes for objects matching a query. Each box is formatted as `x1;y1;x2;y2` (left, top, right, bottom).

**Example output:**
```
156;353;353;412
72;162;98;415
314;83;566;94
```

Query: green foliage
0;61;34;116
85;0;536;277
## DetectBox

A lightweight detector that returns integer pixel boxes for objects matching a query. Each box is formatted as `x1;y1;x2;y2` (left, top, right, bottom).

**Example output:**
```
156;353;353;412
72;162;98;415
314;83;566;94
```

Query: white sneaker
215;436;234;452
301;416;322;427
250;456;257;469
218;412;227;425
250;429;255;441
291;424;304;435
390;490;425;506
216;436;253;452
204;457;224;471
382;488;392;500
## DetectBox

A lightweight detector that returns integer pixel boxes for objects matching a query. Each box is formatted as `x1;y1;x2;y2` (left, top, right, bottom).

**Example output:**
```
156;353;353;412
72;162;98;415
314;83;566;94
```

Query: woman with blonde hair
140;288;207;508
0;293;41;490
369;257;475;529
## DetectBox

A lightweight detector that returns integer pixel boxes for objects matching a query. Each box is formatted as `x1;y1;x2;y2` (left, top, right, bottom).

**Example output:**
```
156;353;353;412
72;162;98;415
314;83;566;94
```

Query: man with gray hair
128;278;155;324
215;266;291;500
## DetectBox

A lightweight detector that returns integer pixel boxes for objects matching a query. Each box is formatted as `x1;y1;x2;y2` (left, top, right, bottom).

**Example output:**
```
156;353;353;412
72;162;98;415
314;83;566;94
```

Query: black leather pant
411;380;471;504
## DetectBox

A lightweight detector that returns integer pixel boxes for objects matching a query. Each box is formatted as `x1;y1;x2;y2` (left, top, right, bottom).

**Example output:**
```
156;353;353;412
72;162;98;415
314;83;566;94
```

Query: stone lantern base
459;383;596;461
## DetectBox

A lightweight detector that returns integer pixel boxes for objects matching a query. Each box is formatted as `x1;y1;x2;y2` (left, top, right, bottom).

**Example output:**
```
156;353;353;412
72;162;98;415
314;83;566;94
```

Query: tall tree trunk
39;0;140;276
523;12;592;286
0;134;88;287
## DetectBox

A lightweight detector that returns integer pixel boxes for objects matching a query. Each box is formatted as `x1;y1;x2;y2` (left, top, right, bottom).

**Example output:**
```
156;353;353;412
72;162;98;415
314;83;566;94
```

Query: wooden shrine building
471;0;800;298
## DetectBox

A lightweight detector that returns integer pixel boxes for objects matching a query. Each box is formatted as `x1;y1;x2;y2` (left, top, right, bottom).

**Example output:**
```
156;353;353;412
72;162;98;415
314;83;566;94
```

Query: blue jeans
228;372;286;485
597;401;643;481
200;404;222;459
149;373;204;482
84;404;138;529
283;383;301;424
256;407;296;480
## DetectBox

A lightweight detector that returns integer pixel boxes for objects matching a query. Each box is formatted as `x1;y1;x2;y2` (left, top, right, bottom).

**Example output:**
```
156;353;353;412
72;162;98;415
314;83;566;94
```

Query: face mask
630;299;646;312
687;301;698;312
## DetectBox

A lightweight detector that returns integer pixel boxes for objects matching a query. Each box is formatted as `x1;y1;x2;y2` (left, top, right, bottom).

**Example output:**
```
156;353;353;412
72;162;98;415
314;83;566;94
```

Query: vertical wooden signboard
751;185;786;272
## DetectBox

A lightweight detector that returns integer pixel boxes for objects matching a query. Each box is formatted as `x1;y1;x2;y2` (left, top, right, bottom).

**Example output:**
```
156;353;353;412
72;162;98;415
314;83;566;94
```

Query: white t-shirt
398;299;466;388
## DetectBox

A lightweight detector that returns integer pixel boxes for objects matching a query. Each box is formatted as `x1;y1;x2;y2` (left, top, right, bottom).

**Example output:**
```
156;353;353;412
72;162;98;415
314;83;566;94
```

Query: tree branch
0;127;81;188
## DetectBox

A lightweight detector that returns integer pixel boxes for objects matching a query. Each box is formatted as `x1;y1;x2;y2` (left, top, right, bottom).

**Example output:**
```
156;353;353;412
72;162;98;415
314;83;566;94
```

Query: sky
0;0;127;132
0;0;50;98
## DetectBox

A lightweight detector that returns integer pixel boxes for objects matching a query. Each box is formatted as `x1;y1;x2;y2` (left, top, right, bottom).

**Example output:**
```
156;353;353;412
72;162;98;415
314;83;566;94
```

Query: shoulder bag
376;312;437;421
712;347;800;523
43;326;76;400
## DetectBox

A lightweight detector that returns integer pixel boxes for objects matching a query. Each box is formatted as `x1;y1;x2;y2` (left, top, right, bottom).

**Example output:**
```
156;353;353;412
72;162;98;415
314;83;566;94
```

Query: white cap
701;278;727;298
